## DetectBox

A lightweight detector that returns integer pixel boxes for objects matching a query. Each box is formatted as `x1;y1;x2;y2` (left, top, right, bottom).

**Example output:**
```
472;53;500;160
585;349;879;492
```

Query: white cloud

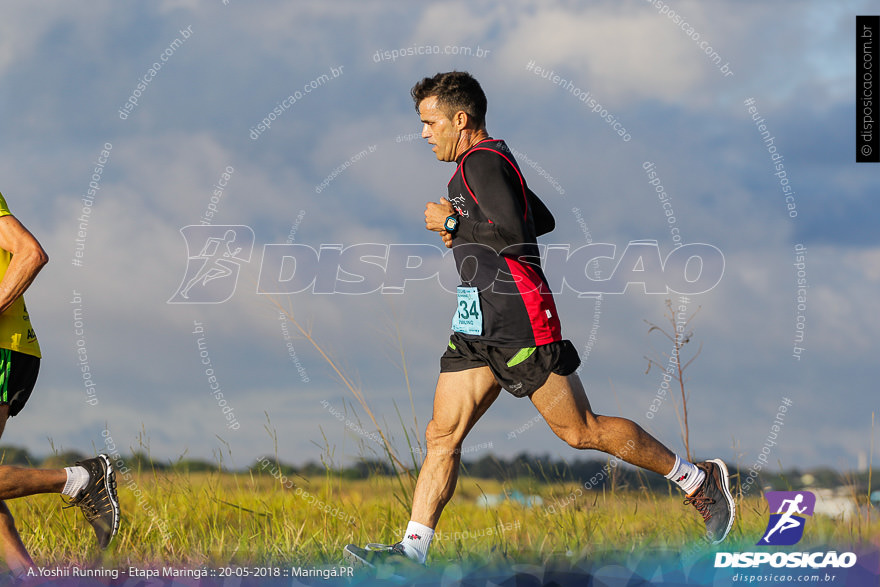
0;2;113;75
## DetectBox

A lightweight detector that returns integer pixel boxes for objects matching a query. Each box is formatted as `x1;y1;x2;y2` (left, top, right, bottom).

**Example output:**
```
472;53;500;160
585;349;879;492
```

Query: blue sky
0;0;876;473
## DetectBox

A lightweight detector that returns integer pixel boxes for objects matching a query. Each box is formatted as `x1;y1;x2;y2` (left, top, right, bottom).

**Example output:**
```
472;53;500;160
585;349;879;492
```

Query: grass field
8;467;879;571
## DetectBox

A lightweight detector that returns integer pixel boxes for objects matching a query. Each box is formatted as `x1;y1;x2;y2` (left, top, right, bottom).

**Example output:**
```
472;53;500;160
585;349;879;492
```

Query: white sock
664;455;705;494
62;466;90;497
399;521;434;564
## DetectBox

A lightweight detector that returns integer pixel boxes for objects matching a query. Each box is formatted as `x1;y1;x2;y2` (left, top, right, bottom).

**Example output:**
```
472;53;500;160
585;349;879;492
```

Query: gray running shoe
684;458;736;544
63;454;120;549
343;543;423;579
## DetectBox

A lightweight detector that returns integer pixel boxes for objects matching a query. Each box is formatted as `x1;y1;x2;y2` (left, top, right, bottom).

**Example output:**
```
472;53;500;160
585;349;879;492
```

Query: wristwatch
443;213;460;235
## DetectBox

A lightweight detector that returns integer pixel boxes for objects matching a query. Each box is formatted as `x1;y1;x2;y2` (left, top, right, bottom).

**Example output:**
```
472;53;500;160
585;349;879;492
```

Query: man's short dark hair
411;71;487;129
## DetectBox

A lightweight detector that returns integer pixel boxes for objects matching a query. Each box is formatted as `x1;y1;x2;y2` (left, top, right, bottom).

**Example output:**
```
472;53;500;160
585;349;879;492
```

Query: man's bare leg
410;366;501;527
529;373;675;474
0;406;66;575
0;501;35;574
343;367;501;567
531;373;736;543
0;467;66;501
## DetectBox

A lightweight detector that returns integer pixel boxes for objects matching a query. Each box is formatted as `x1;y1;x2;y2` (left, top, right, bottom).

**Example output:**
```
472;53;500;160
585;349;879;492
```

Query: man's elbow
26;244;49;270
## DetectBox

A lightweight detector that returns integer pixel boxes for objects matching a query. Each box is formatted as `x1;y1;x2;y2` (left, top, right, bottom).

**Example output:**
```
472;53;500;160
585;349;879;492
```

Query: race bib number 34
452;287;483;335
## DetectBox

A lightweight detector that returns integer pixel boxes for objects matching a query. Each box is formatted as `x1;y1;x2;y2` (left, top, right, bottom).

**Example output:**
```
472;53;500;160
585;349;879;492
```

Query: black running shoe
343;543;423;579
63;454;120;549
684;458;736;544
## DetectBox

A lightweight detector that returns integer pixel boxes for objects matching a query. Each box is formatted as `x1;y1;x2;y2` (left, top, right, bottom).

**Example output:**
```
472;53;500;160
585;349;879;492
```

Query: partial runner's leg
344;366;501;568
410;366;501;527
0;501;34;575
530;373;675;474
0;405;61;574
0;466;66;500
531;373;735;542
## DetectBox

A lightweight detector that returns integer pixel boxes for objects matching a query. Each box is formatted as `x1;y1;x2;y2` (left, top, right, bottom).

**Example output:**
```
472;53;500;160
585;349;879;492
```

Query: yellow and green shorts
0;349;40;418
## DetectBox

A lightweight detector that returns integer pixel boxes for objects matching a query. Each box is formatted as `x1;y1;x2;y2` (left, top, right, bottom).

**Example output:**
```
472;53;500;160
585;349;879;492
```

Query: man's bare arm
0;215;49;315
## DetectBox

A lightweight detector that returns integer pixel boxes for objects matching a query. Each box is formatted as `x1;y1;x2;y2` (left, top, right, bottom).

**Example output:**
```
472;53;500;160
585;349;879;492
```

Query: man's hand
425;198;454;231
425;199;456;248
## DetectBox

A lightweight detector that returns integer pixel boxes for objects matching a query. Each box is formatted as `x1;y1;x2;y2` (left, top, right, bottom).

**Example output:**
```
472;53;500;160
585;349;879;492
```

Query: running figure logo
168;225;254;304
759;491;815;546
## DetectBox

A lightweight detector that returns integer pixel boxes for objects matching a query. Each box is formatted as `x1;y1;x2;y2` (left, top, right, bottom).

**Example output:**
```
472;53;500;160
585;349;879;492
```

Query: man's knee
556;426;601;451
425;419;464;456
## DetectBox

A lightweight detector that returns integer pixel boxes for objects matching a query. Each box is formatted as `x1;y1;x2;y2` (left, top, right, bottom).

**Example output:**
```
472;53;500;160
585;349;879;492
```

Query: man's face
418;96;461;162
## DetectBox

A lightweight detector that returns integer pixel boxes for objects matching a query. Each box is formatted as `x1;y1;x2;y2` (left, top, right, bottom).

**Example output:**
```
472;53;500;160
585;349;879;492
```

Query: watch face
445;217;457;231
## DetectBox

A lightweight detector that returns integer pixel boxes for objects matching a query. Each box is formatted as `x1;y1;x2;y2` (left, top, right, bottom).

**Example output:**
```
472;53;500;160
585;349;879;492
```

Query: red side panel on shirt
504;257;562;345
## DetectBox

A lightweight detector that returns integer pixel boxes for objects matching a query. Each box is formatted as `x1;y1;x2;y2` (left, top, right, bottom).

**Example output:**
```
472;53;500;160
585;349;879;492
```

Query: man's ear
452;109;470;130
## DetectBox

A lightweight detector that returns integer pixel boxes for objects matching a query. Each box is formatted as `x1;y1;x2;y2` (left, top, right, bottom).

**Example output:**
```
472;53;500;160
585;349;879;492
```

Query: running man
0;192;119;576
180;229;242;299
344;72;734;570
763;494;807;543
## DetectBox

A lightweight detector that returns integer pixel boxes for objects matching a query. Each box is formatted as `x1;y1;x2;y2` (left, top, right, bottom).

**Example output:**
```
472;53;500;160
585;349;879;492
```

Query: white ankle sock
62;466;90;497
664;455;704;494
399;521;434;564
